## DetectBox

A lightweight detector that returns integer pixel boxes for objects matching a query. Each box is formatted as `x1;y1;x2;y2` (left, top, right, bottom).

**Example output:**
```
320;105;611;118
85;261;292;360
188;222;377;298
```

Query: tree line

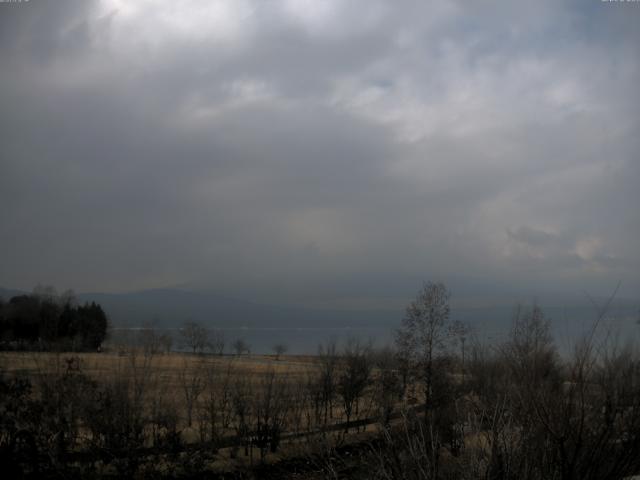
0;286;108;351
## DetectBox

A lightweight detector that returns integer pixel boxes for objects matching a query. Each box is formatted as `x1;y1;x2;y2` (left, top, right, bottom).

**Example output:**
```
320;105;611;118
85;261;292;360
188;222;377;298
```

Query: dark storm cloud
1;0;638;305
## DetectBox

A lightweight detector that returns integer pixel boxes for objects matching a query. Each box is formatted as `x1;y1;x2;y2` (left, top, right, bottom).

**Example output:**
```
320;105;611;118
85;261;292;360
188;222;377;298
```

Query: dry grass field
0;349;379;437
0;350;325;429
0;350;318;381
0;349;391;478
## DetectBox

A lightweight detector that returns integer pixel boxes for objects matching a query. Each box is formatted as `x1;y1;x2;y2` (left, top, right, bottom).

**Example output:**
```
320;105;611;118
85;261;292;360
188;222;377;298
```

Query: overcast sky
1;0;638;308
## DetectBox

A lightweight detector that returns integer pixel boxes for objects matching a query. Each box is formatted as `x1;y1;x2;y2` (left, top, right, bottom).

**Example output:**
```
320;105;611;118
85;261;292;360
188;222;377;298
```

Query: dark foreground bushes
315;305;640;480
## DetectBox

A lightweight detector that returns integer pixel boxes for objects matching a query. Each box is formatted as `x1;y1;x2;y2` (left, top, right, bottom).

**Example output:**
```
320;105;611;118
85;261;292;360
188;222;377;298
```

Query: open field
0;350;349;432
0;348;392;477
0;351;319;382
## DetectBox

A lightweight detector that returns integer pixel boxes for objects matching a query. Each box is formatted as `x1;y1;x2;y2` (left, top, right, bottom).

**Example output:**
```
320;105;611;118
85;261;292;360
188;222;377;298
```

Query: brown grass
0;351;317;378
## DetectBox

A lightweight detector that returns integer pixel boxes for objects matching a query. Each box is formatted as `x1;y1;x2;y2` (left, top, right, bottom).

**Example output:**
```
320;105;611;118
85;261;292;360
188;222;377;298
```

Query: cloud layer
1;0;638;305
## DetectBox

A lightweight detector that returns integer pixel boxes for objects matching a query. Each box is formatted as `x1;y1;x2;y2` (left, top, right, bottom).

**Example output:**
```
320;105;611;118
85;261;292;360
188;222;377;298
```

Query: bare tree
180;320;209;354
80;345;157;476
159;332;173;354
288;377;311;435
493;298;640;480
230;376;252;458
179;358;206;427
199;361;234;449
252;369;290;460
337;338;372;432
272;343;288;360
371;346;403;427
394;281;454;477
209;329;225;355
233;338;250;356
502;303;557;387
396;282;453;409
452;294;640;480
450;320;471;382
317;339;339;426
137;322;162;355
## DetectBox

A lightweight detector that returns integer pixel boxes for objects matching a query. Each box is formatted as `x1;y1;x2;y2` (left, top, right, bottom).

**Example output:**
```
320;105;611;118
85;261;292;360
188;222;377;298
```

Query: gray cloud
0;0;638;306
507;226;561;247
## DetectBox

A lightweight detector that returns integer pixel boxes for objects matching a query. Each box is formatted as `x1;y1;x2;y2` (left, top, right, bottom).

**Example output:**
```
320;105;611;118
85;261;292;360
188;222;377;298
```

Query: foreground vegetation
1;283;639;479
